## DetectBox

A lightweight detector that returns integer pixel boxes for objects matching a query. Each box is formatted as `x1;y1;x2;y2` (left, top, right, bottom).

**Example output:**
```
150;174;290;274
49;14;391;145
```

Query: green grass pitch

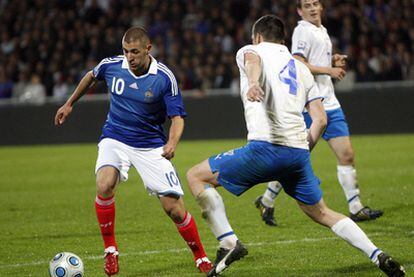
0;134;413;276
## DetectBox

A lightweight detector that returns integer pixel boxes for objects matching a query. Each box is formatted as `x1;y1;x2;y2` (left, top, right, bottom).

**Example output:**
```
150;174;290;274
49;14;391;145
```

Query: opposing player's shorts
303;108;350;140
208;140;322;205
95;138;184;197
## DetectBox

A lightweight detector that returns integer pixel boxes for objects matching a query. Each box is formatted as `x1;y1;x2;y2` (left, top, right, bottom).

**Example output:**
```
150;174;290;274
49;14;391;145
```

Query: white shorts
95;138;184;197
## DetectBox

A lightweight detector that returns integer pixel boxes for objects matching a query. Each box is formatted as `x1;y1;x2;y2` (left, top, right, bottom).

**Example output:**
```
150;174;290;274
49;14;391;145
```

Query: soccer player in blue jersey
54;27;212;276
186;15;404;277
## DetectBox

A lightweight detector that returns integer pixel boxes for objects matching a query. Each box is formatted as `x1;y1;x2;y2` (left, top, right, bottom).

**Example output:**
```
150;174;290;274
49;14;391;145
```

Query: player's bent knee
96;179;116;197
186;165;202;186
339;148;355;165
165;203;186;222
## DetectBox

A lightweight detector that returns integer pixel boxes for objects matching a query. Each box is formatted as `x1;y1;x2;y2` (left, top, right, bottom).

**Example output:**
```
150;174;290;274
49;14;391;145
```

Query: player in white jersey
186;15;404;277
54;27;212;275
255;0;383;226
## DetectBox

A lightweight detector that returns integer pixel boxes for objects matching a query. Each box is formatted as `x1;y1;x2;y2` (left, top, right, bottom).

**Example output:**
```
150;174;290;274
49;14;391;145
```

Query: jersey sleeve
162;73;187;118
235;45;259;71
304;68;323;104
291;26;312;60
92;58;111;80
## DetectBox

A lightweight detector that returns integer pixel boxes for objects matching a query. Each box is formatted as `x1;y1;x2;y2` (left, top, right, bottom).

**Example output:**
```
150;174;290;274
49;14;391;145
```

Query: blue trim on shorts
303;108;350;140
217;231;235;241
209;141;322;205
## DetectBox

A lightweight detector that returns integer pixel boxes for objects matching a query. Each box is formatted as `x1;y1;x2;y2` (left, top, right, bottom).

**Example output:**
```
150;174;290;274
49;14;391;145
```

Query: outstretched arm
305;99;327;151
54;70;98;126
293;54;346;81
244;52;264;102
162;116;185;160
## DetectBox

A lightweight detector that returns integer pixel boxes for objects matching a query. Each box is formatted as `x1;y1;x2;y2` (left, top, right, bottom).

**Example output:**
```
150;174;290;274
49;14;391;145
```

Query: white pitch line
0;232;384;269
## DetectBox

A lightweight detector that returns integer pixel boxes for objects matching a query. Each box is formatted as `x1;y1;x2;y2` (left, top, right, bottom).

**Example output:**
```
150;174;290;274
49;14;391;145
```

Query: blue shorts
208;141;322;205
304;108;350;141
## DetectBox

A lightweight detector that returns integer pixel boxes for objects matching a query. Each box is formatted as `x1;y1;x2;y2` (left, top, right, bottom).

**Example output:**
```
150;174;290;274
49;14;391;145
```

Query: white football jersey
291;20;340;111
236;42;323;150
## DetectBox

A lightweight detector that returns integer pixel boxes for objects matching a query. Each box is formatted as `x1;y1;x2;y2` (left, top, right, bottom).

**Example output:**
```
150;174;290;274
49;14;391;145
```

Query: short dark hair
122;26;150;44
252;15;285;43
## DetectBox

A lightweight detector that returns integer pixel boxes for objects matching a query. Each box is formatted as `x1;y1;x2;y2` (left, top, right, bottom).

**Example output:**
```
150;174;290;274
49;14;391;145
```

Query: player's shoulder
157;62;177;81
96;55;124;69
156;62;179;94
293;20;315;35
236;44;257;56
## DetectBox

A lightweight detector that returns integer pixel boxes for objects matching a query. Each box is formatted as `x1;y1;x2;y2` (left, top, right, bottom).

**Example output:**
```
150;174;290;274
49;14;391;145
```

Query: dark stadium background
0;0;413;144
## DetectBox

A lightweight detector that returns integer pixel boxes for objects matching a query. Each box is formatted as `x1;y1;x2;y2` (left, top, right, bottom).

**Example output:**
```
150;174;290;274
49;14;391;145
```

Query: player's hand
329;67;346;81
332;54;347;68
247;82;264;102
162;143;175;160
54;103;73;126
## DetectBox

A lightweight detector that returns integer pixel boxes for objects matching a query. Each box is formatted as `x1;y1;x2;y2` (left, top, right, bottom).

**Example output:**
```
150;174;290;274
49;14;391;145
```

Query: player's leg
328;136;383;221
285;149;404;276
95;166;120;276
158;194;212;273
255;181;282;226
95;138;131;276
187;159;248;276
297;199;405;276
130;146;212;272
187;159;239;251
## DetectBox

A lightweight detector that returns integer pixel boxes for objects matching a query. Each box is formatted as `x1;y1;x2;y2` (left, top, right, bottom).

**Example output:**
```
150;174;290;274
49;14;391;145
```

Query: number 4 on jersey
278;59;297;95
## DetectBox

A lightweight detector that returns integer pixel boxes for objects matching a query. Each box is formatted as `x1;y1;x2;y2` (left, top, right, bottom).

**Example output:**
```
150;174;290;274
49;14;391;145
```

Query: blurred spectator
52;72;69;101
12;71;29;101
0;0;413;103
213;64;232;89
356;61;376;82
19;74;46;105
0;68;13;99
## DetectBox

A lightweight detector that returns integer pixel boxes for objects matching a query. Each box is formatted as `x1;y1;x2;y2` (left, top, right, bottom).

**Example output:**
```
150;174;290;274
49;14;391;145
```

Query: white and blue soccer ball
49;252;84;277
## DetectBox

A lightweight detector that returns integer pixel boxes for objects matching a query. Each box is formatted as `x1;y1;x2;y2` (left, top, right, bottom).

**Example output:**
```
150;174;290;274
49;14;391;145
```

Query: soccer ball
49;252;84;277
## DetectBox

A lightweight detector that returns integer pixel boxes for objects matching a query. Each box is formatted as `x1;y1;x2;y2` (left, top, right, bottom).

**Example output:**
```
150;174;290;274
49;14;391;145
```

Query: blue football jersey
93;55;186;148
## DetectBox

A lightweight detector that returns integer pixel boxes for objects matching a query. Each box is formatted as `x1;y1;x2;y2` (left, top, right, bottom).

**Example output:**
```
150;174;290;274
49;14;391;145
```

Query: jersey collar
121;55;158;79
258;42;289;52
299;20;325;30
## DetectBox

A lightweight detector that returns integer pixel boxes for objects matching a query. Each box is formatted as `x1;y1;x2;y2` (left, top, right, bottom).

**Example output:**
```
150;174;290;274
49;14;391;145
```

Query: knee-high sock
196;188;238;249
175;212;208;261
95;195;117;250
262;181;283;208
331;218;382;265
337;165;364;214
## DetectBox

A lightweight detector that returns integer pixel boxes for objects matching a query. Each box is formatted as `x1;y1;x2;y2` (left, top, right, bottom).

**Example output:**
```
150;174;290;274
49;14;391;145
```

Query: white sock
337;165;364;214
262;181;283;208
331;218;382;265
196;188;238;249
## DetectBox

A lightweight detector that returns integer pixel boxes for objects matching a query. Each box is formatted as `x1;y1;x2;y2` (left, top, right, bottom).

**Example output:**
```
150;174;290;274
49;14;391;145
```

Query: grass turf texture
0;134;413;276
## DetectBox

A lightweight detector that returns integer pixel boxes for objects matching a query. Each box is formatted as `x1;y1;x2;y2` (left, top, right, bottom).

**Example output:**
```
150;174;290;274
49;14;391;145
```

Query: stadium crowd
0;0;413;103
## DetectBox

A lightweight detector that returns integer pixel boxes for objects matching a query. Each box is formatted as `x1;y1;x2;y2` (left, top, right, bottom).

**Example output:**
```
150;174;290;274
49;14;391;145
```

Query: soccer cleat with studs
350;206;383;222
254;196;277;226
196;257;213;273
378;253;405;277
214;247;230;265
207;240;248;277
104;246;119;276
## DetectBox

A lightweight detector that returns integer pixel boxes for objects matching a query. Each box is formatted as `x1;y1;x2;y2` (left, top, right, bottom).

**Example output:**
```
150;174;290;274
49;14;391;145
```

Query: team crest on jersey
297;40;307;50
144;90;154;102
